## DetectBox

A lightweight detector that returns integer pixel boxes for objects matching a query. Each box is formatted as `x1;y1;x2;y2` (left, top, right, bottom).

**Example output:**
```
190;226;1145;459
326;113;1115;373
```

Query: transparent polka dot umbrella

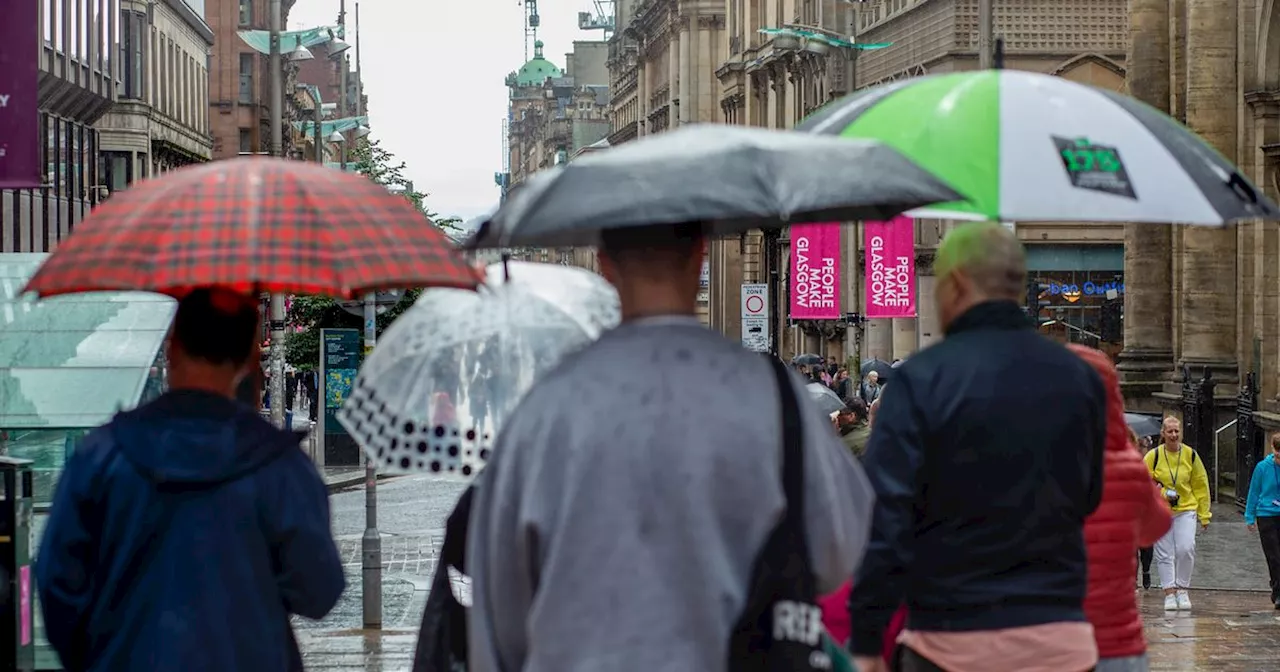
336;261;620;480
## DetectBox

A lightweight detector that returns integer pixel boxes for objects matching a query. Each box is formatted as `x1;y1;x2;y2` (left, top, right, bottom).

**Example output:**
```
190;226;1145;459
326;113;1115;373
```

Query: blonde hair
1126;426;1140;449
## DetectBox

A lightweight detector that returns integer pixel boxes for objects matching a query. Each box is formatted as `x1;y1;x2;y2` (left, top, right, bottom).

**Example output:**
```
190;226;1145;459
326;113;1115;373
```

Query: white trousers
1153;510;1197;589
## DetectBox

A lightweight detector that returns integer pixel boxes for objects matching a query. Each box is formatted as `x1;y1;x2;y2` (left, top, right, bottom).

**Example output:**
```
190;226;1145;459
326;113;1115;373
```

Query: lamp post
351;0;383;631
267;0;287;429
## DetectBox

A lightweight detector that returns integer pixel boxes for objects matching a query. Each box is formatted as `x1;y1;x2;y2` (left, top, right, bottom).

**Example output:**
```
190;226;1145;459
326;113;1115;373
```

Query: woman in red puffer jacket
1067;345;1172;668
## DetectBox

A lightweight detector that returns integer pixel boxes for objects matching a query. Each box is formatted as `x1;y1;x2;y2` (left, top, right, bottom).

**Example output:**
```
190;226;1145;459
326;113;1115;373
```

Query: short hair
172;288;260;366
935;222;1027;299
1271;432;1280;451
598;223;704;271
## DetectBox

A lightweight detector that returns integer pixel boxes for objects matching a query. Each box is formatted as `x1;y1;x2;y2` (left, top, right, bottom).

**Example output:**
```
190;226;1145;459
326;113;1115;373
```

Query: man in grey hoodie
466;224;874;672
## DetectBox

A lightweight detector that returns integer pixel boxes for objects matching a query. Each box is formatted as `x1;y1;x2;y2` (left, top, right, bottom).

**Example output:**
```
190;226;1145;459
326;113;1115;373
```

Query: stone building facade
606;0;726;324
2;0;119;253
1120;0;1280;497
712;0;1128;363
95;0;215;194
502;39;612;269
205;0;294;158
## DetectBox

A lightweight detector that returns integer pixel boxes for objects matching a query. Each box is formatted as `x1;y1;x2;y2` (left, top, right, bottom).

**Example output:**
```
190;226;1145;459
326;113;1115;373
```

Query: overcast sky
289;0;609;223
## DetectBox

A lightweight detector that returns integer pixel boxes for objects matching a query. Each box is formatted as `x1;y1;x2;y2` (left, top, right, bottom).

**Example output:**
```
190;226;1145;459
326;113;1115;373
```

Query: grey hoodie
466;317;874;672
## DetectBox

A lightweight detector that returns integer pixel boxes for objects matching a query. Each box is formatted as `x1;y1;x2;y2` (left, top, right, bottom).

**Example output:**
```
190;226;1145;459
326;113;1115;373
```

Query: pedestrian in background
36;288;344;672
1068;344;1171;672
848;222;1106;672
1144;416;1211;611
1245;432;1280;609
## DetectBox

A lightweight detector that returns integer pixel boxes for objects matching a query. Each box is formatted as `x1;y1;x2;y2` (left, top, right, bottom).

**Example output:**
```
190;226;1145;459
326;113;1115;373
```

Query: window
238;53;255;103
119;11;146;99
239;0;253;26
239;128;252;153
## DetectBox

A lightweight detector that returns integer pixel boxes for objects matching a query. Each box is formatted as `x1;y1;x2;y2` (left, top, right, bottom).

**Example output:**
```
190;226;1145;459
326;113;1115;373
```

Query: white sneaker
1176;590;1192;610
1164;594;1178;610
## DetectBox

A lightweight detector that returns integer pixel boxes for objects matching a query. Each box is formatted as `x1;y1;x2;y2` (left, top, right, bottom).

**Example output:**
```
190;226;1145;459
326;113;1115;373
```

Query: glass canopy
0;253;175;501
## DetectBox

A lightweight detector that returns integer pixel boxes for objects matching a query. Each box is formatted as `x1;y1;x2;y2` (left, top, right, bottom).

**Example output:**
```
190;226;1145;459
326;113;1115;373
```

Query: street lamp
327;34;351;56
289;44;314;61
354;125;371;138
327;130;345;143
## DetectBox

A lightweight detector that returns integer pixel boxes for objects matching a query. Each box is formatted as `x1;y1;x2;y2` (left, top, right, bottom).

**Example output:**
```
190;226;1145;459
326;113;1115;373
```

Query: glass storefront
0;254;175;503
1026;244;1124;359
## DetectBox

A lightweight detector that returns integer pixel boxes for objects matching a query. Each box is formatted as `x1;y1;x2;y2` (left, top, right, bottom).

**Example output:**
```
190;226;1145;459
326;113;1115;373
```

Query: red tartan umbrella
22;157;482;299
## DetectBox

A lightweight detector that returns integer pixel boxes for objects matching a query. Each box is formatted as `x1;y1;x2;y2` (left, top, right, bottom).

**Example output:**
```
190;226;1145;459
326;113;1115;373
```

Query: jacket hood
111;389;306;489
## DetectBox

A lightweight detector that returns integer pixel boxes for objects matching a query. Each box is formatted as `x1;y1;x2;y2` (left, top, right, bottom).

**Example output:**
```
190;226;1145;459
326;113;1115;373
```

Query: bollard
0;456;35;672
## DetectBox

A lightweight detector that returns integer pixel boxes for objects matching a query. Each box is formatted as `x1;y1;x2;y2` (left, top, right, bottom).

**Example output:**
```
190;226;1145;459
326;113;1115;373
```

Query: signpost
741;283;769;353
317;328;361;466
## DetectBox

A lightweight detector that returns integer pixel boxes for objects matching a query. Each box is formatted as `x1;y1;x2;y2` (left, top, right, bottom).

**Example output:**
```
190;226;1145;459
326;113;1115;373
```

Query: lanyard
1162;447;1181;489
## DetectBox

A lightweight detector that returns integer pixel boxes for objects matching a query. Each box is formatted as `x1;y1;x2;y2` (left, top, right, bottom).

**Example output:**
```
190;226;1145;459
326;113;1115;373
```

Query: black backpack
727;358;831;671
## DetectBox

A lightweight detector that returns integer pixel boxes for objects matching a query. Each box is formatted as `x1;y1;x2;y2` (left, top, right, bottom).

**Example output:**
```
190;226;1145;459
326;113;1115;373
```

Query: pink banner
19;564;30;645
864;216;916;318
789;223;842;319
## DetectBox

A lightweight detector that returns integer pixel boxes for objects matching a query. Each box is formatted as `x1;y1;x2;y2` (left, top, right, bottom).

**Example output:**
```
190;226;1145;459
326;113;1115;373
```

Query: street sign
741;283;768;318
742;317;769;352
741;283;769;352
318;328;361;467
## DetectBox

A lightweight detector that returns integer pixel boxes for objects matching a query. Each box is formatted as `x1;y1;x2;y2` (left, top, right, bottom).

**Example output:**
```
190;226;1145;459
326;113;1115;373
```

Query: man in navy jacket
36;288;344;671
849;222;1106;672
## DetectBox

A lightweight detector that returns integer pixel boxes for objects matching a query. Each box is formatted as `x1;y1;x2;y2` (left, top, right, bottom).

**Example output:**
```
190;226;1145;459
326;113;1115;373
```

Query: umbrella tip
994;37;1005;69
501;253;511;282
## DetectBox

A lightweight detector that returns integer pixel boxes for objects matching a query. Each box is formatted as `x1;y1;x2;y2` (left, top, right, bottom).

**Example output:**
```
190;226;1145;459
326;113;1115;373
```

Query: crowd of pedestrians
27;221;1280;672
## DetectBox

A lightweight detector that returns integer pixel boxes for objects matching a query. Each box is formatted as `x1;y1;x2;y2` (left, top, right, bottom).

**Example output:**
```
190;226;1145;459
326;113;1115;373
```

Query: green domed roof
514;40;561;87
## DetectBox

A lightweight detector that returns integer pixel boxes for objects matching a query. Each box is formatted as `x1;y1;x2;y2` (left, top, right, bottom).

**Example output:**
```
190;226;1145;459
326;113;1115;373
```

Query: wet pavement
1191;503;1272;593
1142;589;1280;671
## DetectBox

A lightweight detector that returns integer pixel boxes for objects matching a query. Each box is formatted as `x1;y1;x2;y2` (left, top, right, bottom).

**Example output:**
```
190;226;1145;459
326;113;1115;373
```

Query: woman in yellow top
1143;417;1212;612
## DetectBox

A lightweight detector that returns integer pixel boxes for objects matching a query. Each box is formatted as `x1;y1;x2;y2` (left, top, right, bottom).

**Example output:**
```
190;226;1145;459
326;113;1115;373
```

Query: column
1178;0;1238;378
864;319;892;361
1116;0;1174;405
892;317;917;360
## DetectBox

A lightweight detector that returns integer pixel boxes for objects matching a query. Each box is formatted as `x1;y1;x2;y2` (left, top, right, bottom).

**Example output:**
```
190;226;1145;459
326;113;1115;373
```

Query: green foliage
284;289;422;371
349;138;461;231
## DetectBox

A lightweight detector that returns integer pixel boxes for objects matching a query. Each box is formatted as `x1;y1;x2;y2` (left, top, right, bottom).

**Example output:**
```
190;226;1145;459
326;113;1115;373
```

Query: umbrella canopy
797;71;1279;225
792;353;824;366
468;124;964;248
860;358;893;380
805;382;847;416
337;262;619;478
1125;412;1163;439
22;157;482;299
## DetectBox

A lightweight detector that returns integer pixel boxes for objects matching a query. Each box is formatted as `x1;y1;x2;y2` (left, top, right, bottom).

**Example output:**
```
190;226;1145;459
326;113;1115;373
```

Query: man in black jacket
848;222;1106;672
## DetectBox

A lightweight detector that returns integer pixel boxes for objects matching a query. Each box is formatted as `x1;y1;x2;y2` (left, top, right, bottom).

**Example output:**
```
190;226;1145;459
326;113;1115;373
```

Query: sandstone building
711;0;1128;363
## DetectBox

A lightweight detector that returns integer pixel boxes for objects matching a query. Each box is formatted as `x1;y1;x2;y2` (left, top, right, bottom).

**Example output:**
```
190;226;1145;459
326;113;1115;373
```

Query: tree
284;290;422;371
349;137;461;231
284;138;456;370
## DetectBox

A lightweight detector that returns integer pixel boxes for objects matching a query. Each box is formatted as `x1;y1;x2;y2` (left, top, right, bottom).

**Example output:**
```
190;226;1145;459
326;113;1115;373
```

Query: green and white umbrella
796;70;1279;225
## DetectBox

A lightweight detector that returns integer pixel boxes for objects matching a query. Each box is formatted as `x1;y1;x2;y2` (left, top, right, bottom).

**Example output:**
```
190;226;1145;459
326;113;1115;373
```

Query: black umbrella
860;358;893;380
792;353;823;366
1125;413;1163;439
806;383;847;416
468;124;964;248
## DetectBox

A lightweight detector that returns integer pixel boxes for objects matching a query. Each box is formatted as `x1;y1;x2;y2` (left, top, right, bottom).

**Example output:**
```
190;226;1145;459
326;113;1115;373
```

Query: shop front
1026;244;1124;358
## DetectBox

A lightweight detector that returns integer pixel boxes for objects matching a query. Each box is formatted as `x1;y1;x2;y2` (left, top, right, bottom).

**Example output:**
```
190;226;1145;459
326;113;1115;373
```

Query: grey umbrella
805;382;847;416
468;124;964;249
1125;412;1163;439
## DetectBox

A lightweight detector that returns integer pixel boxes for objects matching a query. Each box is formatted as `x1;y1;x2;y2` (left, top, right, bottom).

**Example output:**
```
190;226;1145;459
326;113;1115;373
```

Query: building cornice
161;0;215;45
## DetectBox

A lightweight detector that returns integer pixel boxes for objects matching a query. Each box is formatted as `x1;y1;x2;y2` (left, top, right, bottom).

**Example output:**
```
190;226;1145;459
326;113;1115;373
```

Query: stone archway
1259;0;1280;90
